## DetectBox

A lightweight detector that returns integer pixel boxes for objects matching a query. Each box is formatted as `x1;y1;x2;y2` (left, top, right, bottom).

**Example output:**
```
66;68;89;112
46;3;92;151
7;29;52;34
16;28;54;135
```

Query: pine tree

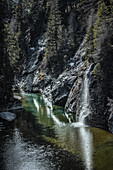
4;22;20;70
45;0;63;61
0;0;14;109
28;0;46;45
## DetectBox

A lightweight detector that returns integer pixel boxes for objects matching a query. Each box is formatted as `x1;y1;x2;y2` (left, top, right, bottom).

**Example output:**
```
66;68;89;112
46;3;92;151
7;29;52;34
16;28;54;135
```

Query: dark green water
0;93;113;170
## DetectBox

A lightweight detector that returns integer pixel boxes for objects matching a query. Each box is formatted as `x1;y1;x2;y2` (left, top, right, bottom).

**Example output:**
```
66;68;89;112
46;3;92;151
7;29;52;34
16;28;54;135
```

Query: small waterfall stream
79;65;91;124
78;64;93;170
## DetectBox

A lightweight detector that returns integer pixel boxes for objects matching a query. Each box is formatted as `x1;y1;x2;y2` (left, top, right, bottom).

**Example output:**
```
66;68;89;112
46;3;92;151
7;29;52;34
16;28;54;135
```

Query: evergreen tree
4;22;20;70
0;0;14;109
29;0;46;46
45;0;63;63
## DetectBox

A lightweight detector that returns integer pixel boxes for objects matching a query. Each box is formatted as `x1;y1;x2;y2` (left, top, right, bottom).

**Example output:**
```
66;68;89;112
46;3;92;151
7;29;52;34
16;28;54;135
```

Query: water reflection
1;93;113;170
20;93;113;170
2;128;56;170
33;94;93;169
79;127;93;170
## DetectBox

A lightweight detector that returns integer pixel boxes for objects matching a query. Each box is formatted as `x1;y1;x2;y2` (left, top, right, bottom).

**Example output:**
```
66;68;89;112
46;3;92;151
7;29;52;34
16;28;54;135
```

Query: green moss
64;54;67;58
93;63;101;77
86;25;94;44
85;47;89;60
93;1;110;49
85;2;110;58
44;47;48;60
77;0;85;10
85;25;94;60
98;2;110;17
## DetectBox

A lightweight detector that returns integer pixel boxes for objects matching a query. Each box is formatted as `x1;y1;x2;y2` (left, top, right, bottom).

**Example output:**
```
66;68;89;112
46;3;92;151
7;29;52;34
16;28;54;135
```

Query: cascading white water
77;65;93;170
79;65;91;124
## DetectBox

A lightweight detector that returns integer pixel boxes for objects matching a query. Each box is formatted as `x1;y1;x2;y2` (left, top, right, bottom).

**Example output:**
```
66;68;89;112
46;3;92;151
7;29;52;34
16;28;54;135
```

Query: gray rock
51;70;77;106
0;112;16;121
0;122;4;131
6;106;24;111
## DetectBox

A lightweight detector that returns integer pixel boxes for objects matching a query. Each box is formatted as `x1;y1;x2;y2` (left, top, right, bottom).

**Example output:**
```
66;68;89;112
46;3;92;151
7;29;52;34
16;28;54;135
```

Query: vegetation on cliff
0;0;14;110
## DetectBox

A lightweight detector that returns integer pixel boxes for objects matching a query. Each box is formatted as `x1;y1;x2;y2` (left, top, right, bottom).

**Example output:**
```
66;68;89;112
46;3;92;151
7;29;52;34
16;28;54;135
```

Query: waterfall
79;65;91;124
71;64;93;170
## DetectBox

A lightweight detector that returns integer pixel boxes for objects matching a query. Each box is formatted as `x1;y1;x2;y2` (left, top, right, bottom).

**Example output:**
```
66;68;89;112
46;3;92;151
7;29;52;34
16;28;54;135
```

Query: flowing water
77;65;93;170
0;93;113;170
79;65;91;124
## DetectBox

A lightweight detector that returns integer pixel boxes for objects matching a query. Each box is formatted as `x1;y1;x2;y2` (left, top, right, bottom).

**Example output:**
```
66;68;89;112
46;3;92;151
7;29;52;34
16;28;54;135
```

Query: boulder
0;112;16;121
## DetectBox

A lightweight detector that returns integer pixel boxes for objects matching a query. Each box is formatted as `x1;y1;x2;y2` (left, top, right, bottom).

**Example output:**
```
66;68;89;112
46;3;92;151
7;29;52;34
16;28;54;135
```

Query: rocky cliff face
16;0;113;133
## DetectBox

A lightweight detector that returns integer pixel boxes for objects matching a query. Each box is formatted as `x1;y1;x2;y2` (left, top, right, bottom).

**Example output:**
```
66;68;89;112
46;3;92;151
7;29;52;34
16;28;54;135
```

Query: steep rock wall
17;0;113;132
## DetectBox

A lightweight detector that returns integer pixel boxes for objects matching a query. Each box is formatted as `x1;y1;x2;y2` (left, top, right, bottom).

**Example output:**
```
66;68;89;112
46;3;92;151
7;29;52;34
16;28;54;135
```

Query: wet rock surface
32;69;77;107
0;112;16;121
51;70;77;106
65;37;86;114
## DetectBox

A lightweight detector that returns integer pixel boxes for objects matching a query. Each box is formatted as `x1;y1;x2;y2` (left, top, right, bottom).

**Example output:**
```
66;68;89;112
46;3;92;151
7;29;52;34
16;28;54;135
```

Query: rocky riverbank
13;0;113;133
14;36;112;133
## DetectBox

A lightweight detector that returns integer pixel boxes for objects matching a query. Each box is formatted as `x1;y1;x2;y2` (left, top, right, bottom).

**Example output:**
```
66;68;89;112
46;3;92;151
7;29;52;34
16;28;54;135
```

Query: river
0;93;113;170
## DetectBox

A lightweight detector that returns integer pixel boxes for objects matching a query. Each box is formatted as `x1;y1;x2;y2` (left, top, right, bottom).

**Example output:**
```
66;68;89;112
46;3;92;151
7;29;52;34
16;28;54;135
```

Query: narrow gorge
1;0;113;169
1;0;113;132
